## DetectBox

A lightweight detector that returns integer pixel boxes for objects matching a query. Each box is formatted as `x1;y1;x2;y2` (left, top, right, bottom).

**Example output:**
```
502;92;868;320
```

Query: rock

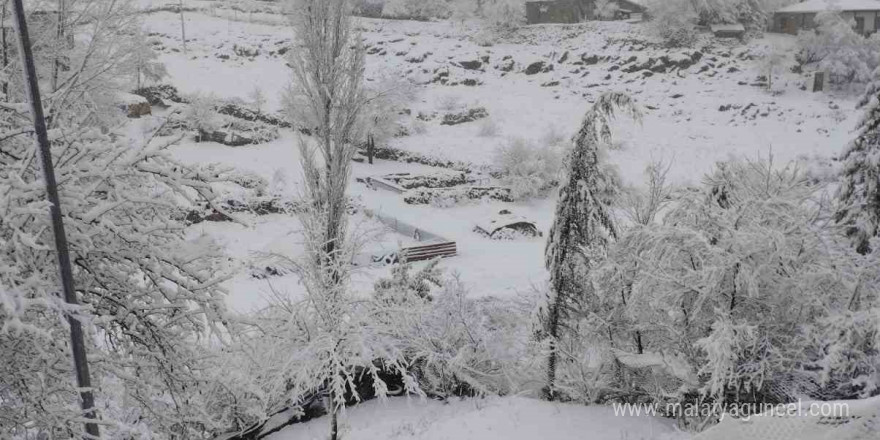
126;101;152;118
670;93;684;99
719;104;733;111
461;78;480;86
495;58;515;72
405;52;431;63
458;60;482;70
197;129;258;147
440;107;489;126
524;61;552;75
558;51;569;63
541;81;560;87
581;54;600;65
623;58;656;73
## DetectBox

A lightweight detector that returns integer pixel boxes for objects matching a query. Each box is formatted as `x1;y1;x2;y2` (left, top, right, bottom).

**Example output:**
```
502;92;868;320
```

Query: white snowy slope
138;2;860;308
266;396;687;440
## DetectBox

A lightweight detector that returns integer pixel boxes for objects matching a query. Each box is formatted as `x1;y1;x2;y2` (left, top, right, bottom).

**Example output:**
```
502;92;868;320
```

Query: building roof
710;23;746;31
777;0;880;13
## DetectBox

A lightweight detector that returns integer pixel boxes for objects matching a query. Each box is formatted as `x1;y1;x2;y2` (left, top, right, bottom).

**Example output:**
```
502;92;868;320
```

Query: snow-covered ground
266;396;686;440
138;0;861;310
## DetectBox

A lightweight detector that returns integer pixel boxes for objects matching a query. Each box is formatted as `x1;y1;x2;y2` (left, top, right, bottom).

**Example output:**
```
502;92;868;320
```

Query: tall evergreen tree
541;92;641;400
836;68;880;254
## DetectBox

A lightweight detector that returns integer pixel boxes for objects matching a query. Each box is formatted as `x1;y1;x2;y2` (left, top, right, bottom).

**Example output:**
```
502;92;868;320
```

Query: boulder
458;59;482;70
524;61;552;75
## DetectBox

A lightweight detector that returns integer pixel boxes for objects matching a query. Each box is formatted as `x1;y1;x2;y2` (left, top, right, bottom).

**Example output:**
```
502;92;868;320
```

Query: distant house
772;0;880;35
525;0;646;24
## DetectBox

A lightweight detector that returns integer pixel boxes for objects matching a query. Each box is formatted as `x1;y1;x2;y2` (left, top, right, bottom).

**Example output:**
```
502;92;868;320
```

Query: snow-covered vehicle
474;210;541;240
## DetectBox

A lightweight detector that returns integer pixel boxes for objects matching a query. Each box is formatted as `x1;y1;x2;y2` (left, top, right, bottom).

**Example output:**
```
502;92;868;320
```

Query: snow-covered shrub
648;0;699;47
403;186;514;206
450;0;478;24
541;123;569;148
382;0;452;19
361;76;418;146
376;270;540;397
493;137;563;200
477;118;501;137
795;11;880;85
184;93;224;133
480;0;526;32
437;94;462;111
410;119;429;134
582;158;880;410
756;40;789;90
595;0;619;20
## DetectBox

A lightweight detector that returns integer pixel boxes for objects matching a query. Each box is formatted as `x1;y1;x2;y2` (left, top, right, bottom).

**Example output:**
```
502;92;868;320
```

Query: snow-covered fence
363;209;457;261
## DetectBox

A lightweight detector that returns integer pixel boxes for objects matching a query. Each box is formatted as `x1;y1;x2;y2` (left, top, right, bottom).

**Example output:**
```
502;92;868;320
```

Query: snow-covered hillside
137;2;860;310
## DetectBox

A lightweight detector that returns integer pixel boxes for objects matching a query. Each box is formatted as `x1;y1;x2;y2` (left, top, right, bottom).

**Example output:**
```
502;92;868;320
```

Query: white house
772;0;880;35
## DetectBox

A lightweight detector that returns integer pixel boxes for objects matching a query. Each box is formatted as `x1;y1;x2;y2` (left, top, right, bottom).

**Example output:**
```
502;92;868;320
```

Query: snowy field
138;2;861;310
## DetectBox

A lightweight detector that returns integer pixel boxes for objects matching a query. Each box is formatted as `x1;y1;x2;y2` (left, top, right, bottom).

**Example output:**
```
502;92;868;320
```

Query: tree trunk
545;288;562;401
179;0;187;54
329;390;339;440
367;135;374;165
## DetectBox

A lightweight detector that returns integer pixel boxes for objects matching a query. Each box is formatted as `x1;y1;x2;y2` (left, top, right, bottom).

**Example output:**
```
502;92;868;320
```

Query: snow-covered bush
580;158;880;410
376;269;540;397
184;93;224;133
595;0;619;20
648;0;699;47
756;41;789;90
480;0;526;32
477;117;501;137
493;138;563;200
382;0;452;19
795;11;880;85
437;94;462;111
361;77;418;146
450;0;478;24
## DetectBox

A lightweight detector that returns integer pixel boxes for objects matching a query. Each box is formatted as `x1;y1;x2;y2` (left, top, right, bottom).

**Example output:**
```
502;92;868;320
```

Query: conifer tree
836;68;880;254
541;92;641;400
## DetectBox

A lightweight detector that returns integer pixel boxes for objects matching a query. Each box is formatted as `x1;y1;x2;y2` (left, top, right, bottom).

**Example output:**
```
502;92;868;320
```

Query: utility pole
178;0;187;54
9;0;101;437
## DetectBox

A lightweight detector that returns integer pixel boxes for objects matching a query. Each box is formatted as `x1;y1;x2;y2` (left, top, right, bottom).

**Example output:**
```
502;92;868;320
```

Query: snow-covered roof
710;23;746;31
777;0;880;13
